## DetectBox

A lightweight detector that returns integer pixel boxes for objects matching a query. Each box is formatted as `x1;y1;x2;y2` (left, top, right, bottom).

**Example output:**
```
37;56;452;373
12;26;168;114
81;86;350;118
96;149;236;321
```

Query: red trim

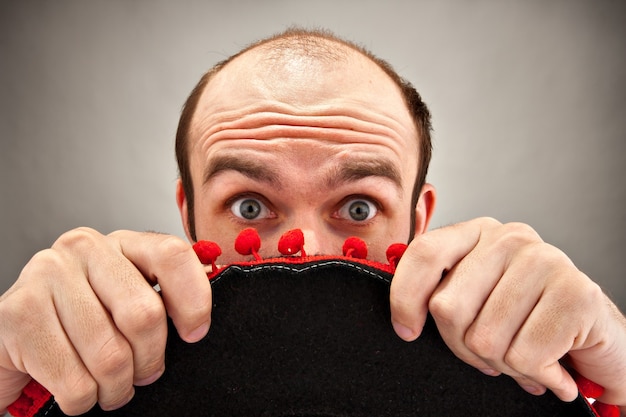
7;379;52;417
592;401;620;417
206;254;396;280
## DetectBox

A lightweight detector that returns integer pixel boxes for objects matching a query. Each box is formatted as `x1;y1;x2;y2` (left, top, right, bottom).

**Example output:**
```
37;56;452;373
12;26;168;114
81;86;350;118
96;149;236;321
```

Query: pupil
240;199;261;219
349;201;369;221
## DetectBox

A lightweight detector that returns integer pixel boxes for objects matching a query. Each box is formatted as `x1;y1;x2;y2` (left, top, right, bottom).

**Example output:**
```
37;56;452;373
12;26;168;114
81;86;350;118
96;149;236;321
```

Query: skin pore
176;36;436;264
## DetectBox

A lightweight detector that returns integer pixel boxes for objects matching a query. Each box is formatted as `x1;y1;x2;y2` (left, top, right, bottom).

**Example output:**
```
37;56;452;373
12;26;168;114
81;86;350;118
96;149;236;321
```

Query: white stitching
211;260;391;285
42;399;56;416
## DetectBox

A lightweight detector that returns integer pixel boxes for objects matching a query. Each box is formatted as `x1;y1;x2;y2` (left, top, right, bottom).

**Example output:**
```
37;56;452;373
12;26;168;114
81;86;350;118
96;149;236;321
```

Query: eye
337;199;378;222
230;197;272;220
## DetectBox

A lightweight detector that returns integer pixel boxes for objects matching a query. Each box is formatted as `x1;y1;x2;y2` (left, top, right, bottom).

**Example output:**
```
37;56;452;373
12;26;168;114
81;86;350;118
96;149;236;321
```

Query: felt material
234;227;262;259
24;258;596;417
342;237;368;259
278;229;306;256
193;240;222;270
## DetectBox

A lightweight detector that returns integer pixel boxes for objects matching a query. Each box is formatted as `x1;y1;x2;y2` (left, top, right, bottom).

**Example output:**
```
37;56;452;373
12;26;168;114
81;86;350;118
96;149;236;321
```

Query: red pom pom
386;243;408;268
593;401;620;417
575;374;605;399
278;229;306;257
192;240;222;266
235;228;262;260
342;236;368;259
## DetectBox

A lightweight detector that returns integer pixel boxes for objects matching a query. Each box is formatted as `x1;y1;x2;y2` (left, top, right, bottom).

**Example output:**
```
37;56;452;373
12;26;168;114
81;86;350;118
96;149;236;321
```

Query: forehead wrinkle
203;153;282;189
214;106;409;136
194;105;414;153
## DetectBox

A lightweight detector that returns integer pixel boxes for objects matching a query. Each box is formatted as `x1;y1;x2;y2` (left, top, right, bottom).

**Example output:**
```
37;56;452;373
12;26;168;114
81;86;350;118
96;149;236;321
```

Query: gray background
1;1;625;311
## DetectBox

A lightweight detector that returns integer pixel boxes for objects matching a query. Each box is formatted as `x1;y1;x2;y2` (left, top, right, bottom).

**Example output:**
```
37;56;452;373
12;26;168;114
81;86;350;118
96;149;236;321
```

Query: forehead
187;38;419;179
197;41;413;122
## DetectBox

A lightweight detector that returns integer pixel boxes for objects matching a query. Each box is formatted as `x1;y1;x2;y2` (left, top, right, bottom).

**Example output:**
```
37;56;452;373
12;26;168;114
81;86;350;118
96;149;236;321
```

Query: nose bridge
288;211;334;256
300;227;327;256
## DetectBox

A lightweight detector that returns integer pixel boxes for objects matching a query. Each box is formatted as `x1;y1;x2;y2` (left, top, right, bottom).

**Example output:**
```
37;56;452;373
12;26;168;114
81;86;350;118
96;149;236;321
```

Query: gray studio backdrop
1;1;625;311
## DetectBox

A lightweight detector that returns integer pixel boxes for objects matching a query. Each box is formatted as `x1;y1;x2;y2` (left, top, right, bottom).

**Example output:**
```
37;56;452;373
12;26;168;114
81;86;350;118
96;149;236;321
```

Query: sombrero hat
9;229;614;417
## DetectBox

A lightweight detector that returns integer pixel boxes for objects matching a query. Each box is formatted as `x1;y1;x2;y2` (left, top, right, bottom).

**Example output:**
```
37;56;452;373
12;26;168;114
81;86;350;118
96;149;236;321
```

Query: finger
427;240;509;371
33;244;141;410
503;267;597;402
505;326;579;401
110;231;213;343
390;219;490;341
53;228;166;389
567;298;626;407
427;224;575;398
50;258;140;409
432;235;546;374
0;255;99;415
22;316;101;416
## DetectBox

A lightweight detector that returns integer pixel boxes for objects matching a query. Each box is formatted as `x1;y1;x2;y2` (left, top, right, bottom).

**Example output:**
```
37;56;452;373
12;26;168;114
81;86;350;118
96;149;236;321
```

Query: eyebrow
203;153;403;192
325;158;403;191
204;154;281;187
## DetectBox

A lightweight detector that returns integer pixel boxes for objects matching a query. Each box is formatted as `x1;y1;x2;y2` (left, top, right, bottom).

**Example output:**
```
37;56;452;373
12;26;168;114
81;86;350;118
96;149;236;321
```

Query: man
1;28;625;415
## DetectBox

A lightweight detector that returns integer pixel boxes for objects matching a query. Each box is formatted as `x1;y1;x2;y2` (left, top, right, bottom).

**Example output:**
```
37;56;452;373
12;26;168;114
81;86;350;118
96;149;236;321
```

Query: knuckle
505;221;539;238
53;227;103;253
428;294;459;329
571;270;602;300
464;324;499;360
584;280;605;308
495;222;541;251
20;249;67;284
512;243;552;272
0;287;48;336
157;235;193;264
504;346;535;376
94;336;133;379
136;354;166;381
476;216;502;229
56;372;98;415
106;229;127;240
405;234;445;266
123;297;166;336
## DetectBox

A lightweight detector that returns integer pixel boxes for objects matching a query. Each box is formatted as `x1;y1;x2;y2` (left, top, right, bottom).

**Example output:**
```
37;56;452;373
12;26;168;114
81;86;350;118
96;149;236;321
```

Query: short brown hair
175;28;432;241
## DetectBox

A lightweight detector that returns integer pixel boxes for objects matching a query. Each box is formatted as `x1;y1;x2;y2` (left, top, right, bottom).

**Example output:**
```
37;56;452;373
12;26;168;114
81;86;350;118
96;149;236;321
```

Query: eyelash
333;195;382;225
225;193;275;222
224;193;383;225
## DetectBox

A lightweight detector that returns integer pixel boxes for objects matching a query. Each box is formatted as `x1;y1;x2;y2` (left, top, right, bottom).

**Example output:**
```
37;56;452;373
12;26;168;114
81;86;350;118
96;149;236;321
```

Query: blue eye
231;197;271;220
338;199;377;222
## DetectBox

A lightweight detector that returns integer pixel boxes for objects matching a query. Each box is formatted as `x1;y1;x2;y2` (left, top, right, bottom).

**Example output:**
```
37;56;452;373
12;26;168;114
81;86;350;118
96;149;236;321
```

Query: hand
0;228;212;415
390;217;626;410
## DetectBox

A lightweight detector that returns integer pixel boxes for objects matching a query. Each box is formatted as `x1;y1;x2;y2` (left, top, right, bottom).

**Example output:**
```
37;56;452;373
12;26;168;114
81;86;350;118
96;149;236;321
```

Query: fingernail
186;322;210;342
135;366;165;387
521;384;546;396
479;368;500;377
392;321;417;341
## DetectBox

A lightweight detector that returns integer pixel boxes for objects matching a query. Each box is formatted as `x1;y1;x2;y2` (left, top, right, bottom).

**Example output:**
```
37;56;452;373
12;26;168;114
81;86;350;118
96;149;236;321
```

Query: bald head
176;28;432;241
224;35;353;108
